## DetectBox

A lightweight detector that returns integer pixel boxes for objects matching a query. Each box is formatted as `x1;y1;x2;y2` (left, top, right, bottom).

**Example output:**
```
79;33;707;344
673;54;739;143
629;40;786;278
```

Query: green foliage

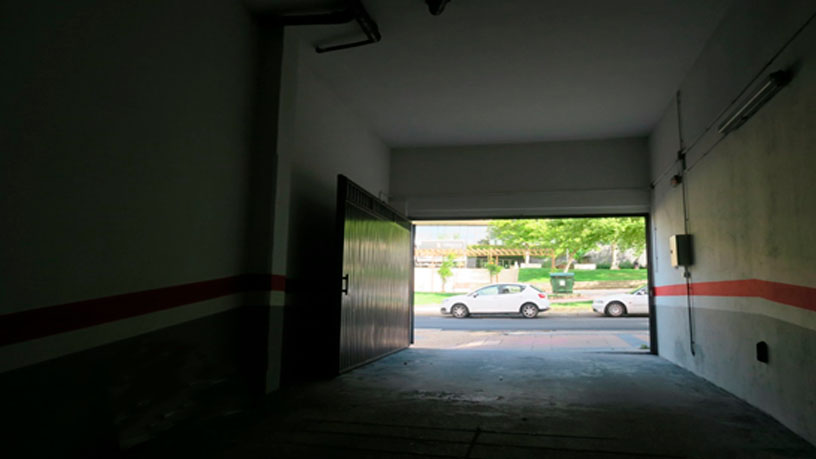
487;217;646;271
485;262;503;283
543;218;608;270
488;219;550;248
485;262;503;276
595;217;646;254
437;254;456;291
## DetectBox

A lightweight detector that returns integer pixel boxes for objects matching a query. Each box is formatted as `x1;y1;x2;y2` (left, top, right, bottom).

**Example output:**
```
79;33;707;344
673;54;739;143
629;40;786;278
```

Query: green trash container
550;272;575;294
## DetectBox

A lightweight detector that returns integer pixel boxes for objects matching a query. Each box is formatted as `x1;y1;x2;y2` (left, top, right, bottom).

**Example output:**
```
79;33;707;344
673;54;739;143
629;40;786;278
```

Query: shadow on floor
124;349;816;458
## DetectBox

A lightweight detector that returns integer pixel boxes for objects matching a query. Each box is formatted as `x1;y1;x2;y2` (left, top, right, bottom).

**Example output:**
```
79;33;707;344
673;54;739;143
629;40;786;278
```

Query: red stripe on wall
653;284;688;296
0;274;285;347
654;279;816;312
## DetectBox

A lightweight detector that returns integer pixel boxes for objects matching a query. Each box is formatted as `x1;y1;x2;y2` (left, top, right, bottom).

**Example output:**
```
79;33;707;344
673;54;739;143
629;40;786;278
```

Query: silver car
592;286;649;317
440;283;551;319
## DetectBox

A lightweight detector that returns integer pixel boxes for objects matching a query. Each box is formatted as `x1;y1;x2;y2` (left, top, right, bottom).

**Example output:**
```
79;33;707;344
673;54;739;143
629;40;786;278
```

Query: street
415;314;649;331
413;313;651;352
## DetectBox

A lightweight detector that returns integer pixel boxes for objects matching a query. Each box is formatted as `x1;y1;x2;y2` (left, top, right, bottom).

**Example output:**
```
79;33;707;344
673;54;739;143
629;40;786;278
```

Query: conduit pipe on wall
649;8;814;362
266;0;381;53
674;91;696;357
669;67;794;358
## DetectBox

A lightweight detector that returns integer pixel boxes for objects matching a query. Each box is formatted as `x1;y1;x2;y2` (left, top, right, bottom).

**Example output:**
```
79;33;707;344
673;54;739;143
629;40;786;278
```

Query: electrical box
669;234;693;267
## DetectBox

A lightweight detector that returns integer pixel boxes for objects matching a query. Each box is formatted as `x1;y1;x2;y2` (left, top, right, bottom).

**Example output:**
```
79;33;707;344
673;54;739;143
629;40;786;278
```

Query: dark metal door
335;175;412;373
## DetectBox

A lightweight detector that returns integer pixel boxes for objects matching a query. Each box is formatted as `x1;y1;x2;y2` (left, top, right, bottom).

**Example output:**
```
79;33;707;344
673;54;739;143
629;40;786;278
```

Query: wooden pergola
415;247;557;267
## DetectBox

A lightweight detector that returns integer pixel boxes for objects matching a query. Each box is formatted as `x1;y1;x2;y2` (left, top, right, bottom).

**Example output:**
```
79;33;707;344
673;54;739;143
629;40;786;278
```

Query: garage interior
2;0;816;457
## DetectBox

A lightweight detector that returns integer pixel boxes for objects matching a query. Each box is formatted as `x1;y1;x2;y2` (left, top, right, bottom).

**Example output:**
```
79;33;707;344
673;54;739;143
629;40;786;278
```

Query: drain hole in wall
756;341;769;363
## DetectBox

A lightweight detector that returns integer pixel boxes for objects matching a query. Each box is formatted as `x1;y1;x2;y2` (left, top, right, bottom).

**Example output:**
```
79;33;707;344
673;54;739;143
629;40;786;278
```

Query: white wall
414;268;519;293
271;34;391;382
0;0;259;366
649;0;816;444
0;1;282;453
272;37;390;279
391;138;649;219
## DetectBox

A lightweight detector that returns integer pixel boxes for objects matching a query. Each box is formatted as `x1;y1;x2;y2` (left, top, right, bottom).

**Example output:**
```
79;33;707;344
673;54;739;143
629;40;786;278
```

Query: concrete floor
127;349;816;458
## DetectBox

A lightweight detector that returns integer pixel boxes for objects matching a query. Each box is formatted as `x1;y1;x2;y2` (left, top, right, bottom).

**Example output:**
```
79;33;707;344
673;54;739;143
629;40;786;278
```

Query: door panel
500;293;522;312
499;285;524;312
632;292;649;313
336;176;412;373
470;286;499;312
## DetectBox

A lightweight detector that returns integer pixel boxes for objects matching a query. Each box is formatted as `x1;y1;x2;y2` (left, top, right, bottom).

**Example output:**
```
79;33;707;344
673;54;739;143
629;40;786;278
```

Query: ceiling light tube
717;70;792;134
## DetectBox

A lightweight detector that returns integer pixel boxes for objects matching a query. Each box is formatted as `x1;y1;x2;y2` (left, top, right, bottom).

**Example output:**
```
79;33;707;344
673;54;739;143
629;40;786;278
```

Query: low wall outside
414;268;519;293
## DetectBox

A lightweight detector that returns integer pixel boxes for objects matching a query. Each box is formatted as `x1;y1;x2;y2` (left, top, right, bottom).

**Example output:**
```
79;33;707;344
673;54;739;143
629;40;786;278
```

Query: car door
497;284;525;312
629;287;649;313
469;285;500;313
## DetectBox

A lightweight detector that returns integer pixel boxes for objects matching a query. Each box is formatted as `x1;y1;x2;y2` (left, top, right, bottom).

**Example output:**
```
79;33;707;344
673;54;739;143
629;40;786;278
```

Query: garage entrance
411;217;653;354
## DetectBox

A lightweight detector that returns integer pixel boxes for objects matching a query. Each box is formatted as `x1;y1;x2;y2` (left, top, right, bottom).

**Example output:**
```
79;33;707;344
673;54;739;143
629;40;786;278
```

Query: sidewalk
413;328;650;351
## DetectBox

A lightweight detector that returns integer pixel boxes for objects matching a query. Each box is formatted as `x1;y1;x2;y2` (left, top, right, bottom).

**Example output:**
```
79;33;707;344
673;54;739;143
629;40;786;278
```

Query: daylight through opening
412;217;652;353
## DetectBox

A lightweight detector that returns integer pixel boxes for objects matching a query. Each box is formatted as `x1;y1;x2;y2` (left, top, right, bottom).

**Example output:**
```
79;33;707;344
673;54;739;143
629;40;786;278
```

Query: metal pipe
278;0;381;53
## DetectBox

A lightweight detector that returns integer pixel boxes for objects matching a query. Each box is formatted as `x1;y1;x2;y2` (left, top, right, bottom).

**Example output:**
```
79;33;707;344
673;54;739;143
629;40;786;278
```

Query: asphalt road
415;315;649;331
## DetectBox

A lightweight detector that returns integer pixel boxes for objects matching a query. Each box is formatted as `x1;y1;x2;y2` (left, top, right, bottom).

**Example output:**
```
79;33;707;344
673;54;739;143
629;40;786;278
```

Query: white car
440;283;550;319
592;286;650;317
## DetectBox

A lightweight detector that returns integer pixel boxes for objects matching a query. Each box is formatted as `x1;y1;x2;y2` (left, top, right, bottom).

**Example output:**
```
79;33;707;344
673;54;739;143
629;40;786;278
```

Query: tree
489;218;605;271
485;262;503;283
487;218;644;272
437;254;456;292
596;217;646;269
488;219;550;266
488;219;549;248
544;218;607;272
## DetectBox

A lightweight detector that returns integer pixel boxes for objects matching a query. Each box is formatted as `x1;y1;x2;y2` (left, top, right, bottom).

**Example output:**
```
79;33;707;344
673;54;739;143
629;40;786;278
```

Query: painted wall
414;267;520;293
273;34;391;380
0;0;280;454
391;138;650;219
649;0;816;444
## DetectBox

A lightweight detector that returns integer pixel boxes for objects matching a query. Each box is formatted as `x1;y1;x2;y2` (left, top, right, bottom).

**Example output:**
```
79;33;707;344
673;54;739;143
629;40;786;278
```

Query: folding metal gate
335;175;413;373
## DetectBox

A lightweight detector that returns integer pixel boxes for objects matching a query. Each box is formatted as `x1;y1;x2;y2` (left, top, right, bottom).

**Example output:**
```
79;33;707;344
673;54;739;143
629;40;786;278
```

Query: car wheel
451;304;469;318
605;302;626;317
520;303;539;318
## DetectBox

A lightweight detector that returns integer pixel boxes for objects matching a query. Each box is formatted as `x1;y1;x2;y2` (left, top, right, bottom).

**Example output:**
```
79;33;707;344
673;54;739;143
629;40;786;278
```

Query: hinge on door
341;274;349;295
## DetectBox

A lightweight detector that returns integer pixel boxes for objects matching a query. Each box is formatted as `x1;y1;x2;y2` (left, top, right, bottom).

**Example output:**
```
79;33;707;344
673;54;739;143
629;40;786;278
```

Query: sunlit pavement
413;329;650;351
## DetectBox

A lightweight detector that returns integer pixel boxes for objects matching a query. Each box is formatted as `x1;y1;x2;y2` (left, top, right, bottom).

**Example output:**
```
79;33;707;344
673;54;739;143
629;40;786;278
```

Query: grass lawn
519;268;648;283
415;292;460;305
550;300;593;308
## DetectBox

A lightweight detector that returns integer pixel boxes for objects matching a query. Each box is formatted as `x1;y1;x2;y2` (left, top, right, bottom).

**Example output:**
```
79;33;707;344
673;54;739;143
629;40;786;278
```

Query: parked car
440;283;550;318
592;286;649;317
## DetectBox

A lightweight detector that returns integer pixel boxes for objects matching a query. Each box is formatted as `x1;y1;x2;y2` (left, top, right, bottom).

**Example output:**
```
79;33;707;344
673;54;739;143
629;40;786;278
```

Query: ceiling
266;0;733;147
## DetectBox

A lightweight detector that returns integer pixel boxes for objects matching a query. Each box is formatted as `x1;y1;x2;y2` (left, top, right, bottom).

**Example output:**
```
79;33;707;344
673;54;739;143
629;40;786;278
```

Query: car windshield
630;286;647;294
527;284;542;292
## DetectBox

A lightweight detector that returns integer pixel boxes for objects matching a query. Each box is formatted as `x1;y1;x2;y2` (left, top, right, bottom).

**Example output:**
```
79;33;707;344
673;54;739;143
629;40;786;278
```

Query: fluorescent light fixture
718;70;792;134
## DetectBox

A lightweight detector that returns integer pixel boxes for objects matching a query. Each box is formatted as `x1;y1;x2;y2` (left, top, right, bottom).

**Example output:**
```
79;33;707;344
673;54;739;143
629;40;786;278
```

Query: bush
437;254;456;292
619;260;635;269
595;263;611;269
485;262;503;276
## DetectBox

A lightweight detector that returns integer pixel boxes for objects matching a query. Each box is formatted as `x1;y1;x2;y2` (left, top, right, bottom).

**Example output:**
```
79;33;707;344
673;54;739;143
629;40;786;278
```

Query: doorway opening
411;217;652;353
